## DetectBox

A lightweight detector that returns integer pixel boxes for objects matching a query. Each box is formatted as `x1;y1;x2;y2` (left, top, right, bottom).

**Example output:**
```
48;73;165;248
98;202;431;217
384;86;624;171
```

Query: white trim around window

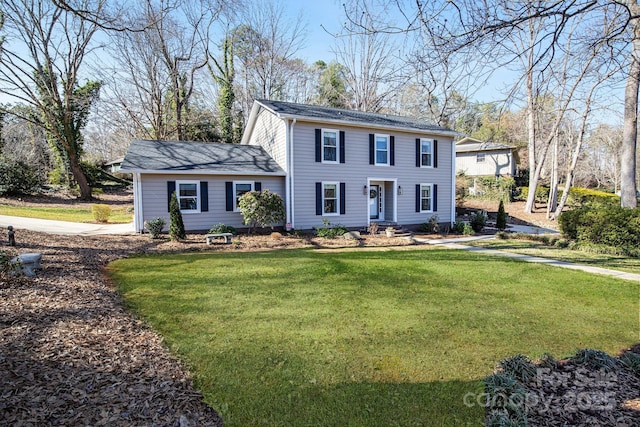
419;183;433;213
375;133;390;166
176;180;200;214
322;181;339;216
420;138;434;168
233;181;254;212
322;128;339;163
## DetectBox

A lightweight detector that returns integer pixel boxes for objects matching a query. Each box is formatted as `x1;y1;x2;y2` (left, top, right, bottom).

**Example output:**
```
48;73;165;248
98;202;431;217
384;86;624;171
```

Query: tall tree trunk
547;134;559;218
621;12;640;208
68;151;92;200
524;67;538;213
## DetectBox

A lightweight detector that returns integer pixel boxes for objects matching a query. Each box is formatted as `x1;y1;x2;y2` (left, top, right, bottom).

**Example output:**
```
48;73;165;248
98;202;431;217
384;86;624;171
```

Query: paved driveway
0;215;135;236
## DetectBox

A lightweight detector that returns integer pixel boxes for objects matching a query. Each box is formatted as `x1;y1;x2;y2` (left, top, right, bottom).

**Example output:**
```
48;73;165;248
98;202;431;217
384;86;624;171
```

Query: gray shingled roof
456;142;515;153
120;139;285;175
256;99;455;134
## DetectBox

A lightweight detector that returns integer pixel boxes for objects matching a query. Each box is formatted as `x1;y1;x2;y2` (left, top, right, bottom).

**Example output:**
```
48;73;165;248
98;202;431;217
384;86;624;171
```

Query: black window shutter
255;182;262;192
415;184;421;213
434;140;438;168
390;136;395;166
167;181;176;212
315;129;322;162
339;131;345;164
416;138;421;167
315;182;322;215
433;184;438;211
369;134;375;164
225;181;233;211
340;182;346;215
200;181;208;212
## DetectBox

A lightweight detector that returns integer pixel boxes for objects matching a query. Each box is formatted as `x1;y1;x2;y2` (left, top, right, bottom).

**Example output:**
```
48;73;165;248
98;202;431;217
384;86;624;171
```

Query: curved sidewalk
0;215;135;236
417;236;640;283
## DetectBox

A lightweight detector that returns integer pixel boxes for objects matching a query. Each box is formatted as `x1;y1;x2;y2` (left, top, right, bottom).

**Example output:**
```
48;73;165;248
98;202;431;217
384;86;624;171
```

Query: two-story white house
121;99;457;232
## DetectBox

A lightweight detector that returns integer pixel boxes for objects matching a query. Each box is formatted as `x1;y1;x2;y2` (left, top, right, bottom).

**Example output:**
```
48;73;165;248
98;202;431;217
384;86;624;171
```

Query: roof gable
120;139;285;175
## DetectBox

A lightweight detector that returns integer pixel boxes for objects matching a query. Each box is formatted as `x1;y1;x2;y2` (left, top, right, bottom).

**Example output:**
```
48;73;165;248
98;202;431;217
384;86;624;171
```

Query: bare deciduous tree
0;0;105;199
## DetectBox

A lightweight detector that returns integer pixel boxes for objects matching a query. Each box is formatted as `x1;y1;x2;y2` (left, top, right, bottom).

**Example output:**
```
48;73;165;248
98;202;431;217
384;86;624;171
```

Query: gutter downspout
451;138;456;226
133;172;144;233
289;118;297;229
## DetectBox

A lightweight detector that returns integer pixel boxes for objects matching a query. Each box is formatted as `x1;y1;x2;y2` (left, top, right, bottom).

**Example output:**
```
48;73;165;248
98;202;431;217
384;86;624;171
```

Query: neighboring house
102;157;124;173
121;99;457;232
455;137;518;177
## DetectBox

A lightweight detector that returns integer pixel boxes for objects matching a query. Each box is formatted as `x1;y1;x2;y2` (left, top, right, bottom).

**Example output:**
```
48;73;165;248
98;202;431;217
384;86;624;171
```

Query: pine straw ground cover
0;230;412;426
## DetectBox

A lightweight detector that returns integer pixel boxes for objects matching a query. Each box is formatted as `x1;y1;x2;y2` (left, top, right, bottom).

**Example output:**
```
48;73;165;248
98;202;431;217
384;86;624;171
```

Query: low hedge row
558;204;640;254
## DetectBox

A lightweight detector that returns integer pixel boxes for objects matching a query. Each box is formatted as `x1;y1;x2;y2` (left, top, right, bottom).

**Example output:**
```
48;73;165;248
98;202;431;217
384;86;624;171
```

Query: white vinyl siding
288;122;454;230
455;150;515;176
138;174;284;232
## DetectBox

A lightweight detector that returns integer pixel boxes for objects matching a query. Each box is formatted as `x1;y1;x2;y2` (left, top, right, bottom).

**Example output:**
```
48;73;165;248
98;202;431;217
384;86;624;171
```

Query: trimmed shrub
209;223;237;235
496;200;507;230
145;217;166;239
453;221;474;235
558;205;640;254
238;189;285;234
469;176;514;204
568;187;619;207
516;186;549;203
91;204;112;223
470;210;487;232
316;218;349;238
418;215;440;233
169;191;186;240
0;156;42;196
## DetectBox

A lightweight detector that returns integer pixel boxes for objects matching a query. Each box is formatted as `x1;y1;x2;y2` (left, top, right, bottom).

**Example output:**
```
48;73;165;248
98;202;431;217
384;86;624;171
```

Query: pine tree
169;191;186;240
496;200;507;231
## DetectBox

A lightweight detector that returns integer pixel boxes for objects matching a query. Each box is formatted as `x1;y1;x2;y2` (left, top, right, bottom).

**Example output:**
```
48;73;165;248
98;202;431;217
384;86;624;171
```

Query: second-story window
375;134;389;165
420;139;433;167
323;129;338;162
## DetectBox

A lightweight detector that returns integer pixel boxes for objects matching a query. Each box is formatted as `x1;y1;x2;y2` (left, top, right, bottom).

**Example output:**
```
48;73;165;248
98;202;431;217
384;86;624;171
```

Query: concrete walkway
0;215;135;236
416;235;640;282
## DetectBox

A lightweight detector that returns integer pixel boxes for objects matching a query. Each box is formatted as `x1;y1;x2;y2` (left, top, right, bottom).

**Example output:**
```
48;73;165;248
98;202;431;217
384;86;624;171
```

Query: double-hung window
375;134;389;165
476;153;485;163
323;129;338;163
176;181;199;213
420;184;433;212
420;138;433;167
323;182;339;215
234;181;253;211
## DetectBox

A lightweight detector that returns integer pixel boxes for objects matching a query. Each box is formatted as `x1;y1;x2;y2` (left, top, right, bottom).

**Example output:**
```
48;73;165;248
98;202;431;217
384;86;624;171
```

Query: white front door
369;184;383;220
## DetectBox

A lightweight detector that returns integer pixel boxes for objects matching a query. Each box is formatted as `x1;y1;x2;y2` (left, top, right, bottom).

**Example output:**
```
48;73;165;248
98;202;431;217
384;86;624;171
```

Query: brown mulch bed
0;229;418;426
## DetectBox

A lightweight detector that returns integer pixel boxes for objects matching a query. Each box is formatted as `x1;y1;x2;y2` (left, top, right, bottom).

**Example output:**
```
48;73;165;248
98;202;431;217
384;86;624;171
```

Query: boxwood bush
558;204;640;255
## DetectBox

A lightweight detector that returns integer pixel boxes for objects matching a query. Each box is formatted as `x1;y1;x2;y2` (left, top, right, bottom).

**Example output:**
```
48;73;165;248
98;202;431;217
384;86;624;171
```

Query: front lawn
0;204;132;223
108;248;639;426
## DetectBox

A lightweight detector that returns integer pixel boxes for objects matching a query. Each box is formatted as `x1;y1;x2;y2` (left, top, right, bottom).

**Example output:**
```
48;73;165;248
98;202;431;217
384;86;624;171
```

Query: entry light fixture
397;186;403;195
363;184;368;195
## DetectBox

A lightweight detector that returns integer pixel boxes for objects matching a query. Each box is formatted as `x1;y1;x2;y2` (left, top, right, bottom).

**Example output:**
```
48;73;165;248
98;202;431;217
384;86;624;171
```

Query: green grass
467;238;640;275
107;248;639;426
0;204;132;223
